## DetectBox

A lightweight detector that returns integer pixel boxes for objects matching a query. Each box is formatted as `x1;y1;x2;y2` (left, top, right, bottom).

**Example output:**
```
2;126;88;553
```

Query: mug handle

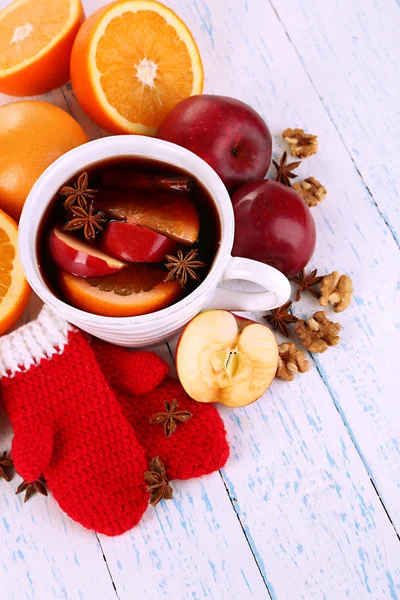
205;256;291;311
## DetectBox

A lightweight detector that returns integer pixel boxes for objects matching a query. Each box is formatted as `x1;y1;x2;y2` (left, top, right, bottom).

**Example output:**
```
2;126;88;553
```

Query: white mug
19;136;290;347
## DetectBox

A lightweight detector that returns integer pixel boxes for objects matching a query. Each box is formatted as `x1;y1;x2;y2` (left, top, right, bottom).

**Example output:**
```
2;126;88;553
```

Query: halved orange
0;209;31;335
59;266;181;317
0;0;84;96
71;0;204;135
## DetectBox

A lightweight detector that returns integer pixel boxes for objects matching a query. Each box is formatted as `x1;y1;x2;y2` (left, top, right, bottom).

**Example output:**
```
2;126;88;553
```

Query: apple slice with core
59;265;182;317
95;189;200;246
100;221;177;263
48;228;127;277
176;310;278;408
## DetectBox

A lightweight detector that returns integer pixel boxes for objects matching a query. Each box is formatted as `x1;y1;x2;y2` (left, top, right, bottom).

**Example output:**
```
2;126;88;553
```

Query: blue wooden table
0;0;399;598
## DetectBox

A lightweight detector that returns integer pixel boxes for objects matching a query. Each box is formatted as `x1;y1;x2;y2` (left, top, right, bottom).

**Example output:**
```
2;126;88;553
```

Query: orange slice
70;0;203;135
0;0;84;96
96;189;200;245
0;209;31;335
59;266;181;317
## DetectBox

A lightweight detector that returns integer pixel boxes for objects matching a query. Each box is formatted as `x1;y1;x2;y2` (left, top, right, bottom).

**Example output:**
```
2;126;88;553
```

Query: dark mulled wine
38;157;221;317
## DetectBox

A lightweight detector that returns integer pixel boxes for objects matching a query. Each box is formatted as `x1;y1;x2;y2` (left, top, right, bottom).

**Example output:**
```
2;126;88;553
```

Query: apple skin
100;221;178;263
48;228;127;278
156;95;272;193
231;179;316;277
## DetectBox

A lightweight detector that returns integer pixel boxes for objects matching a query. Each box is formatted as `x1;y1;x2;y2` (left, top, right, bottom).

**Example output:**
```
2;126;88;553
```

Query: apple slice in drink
48;228;127;277
100;221;177;263
95;189;200;246
59;265;182;317
176;310;278;408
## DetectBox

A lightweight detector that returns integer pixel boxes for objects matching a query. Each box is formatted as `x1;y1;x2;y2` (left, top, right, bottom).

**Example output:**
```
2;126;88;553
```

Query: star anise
16;479;47;503
60;172;97;210
165;249;206;288
272;151;301;187
264;300;298;338
150;399;192;438
144;457;173;507
63;201;107;242
0;451;13;482
291;269;323;301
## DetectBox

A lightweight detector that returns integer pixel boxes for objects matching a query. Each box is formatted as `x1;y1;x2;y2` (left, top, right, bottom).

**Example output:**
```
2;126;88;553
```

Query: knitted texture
91;340;230;481
0;307;149;536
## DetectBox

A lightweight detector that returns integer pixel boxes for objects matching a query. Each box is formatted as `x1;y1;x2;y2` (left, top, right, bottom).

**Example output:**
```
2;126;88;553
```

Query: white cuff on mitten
0;305;74;378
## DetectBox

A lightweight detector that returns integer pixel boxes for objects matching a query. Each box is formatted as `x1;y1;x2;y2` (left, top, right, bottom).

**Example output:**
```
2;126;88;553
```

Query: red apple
96;188;200;246
232;179;316;277
156;95;272;192
48;228;127;277
176;310;278;408
100;221;177;263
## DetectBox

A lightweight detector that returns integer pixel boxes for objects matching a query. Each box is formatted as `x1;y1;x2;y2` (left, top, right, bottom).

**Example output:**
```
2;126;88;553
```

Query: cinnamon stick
102;169;193;193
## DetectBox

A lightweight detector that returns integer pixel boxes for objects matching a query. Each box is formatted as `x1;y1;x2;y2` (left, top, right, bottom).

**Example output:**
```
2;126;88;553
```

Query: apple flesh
100;221;177;263
176;310;278;408
48;228;127;278
156;95;272;193
232;179;316;277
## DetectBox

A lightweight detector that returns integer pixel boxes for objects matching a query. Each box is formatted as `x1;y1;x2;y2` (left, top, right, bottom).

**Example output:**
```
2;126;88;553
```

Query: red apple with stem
156;95;272;192
100;221;177;263
232;179;316;277
48;228;127;278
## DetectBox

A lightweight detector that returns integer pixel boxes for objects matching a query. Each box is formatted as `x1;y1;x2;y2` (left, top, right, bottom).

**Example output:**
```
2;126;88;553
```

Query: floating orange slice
0;0;84;96
71;0;203;135
59;266;181;317
0;209;31;335
96;189;200;245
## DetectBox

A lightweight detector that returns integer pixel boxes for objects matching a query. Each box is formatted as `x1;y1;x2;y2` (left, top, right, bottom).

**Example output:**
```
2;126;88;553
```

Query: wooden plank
0;0;399;598
0;432;118;597
2;302;270;599
168;323;400;599
249;0;400;530
162;0;400;597
0;65;271;600
193;0;400;515
0;295;117;599
269;0;400;243
99;471;271;599
92;343;270;599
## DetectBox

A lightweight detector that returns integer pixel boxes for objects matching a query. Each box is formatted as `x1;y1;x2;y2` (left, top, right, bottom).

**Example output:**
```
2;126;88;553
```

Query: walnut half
320;272;353;312
282;128;318;158
276;342;310;381
295;311;341;353
293;177;327;207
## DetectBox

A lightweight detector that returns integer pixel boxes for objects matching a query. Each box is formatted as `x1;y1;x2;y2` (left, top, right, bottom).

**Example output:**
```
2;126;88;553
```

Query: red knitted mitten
91;339;230;481
0;306;149;536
